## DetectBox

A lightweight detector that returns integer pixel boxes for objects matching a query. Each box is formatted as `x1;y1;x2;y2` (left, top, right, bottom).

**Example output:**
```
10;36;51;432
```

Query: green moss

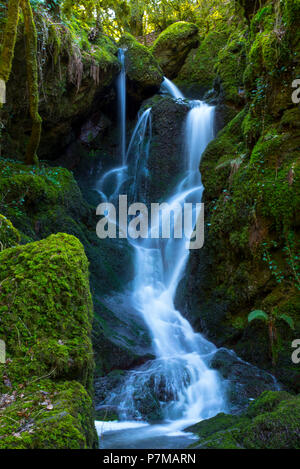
0;233;97;448
0;379;97;449
0;158;89;241
0;214;20;250
152;22;198;78
283;0;300;47
21;0;42;165
0;0;20;86
215;30;247;106
48;22;62;65
0;233;94;389
91;36;118;67
186;413;242;438
153;21;198;47
243;1;296;118
242;110;261;146
245;390;293;418
280;108;300;130
176;30;228;91
243;395;300;449
119;33;163;92
201;109;247;200
189;391;300;449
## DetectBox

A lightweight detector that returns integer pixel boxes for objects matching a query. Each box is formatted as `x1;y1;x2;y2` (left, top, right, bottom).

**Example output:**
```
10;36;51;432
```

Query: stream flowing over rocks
93;65;278;449
0;0;299;450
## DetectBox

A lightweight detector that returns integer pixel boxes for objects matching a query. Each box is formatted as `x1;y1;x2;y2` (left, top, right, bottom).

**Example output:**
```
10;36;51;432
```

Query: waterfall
125;99;224;425
117;49;126;165
161;77;184;100
95;49;128;202
97;81;227;447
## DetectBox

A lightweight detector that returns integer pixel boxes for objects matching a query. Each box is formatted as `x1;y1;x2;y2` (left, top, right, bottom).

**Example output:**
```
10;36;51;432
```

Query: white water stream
96;70;227;448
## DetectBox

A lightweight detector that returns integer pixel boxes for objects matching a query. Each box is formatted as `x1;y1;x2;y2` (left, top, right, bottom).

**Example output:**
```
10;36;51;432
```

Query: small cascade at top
96;48;129;202
161;77;184;100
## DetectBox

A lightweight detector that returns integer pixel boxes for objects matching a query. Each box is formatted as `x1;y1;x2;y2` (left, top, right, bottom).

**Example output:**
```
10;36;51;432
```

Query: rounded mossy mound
0;233;97;448
0;214;20;250
175;30;228;95
119;33;163;103
151;22;199;78
0;233;94;389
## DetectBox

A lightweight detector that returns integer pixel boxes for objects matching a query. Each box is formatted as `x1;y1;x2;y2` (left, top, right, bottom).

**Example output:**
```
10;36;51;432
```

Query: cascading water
95;49;129;203
126;108;152;202
95;80;228;448
161;76;185;100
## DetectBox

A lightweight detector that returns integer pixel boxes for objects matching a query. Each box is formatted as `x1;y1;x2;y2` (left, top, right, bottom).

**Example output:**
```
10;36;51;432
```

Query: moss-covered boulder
0;233;98;448
188;391;300;449
0;214;20;250
152;22;199;78
175;30;228;96
0;158;91;243
119;33;163;103
242;393;300;449
214;30;247;107
0;380;97;449
0;158;142;382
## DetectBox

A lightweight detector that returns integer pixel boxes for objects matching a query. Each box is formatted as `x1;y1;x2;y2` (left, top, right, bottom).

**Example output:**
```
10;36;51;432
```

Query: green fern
248;310;268;323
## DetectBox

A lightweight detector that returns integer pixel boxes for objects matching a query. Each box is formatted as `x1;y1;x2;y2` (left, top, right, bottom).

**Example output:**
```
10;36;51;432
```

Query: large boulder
119;33;163;104
144;95;190;202
0;233;98;448
175;30;228;97
152;22;199;78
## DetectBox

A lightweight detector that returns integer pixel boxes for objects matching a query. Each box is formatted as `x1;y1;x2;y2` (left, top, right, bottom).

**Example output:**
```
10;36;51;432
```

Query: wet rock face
145;96;190;203
92;291;154;376
152;22;199;78
209;349;278;413
2;16;120;161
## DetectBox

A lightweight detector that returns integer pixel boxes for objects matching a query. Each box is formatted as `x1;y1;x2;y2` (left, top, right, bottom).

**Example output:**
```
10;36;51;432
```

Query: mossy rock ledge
0;233;98;449
187;391;300;449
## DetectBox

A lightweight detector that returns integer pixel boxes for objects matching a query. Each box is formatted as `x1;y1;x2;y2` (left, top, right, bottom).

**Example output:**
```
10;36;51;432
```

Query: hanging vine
0;0;20;107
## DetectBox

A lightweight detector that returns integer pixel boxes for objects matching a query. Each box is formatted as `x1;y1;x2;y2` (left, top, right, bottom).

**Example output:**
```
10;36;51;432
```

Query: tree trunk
0;0;20;108
20;0;42;165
